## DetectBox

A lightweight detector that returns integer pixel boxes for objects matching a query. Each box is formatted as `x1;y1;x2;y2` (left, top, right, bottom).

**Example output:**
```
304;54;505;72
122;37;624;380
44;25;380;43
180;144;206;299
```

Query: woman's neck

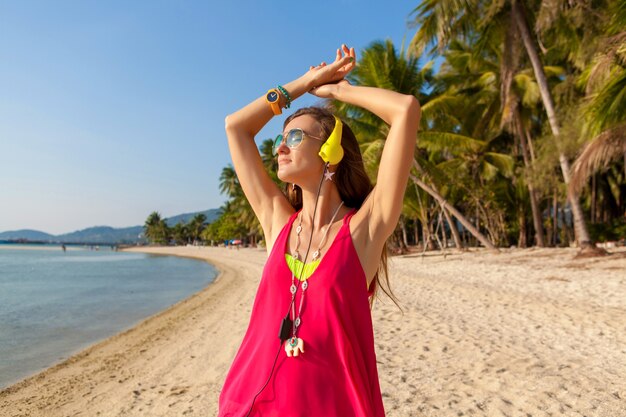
299;182;345;232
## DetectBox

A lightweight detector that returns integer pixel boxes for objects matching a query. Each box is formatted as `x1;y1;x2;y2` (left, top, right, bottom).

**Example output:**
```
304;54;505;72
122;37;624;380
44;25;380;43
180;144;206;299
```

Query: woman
218;44;420;417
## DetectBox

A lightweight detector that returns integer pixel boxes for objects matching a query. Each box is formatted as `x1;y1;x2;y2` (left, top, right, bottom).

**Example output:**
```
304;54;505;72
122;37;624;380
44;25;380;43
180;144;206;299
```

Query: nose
276;139;290;155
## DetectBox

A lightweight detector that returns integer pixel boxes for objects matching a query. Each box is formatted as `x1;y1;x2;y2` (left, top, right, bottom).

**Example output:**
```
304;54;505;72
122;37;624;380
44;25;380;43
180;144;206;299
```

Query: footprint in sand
168;385;190;397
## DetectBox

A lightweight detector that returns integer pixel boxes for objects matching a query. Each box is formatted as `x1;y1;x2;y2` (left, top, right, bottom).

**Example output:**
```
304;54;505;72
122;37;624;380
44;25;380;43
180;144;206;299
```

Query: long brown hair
283;106;402;312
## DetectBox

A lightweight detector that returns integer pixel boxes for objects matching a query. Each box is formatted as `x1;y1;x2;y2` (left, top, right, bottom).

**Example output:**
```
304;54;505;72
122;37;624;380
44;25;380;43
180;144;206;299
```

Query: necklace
284;201;344;357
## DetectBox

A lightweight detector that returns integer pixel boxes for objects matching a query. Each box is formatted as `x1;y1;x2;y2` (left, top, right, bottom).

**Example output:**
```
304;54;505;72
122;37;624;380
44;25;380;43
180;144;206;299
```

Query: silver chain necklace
284;201;344;357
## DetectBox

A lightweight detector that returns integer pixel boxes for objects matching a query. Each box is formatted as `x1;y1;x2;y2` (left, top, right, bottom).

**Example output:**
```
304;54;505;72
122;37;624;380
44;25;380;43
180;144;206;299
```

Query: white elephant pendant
284;337;305;357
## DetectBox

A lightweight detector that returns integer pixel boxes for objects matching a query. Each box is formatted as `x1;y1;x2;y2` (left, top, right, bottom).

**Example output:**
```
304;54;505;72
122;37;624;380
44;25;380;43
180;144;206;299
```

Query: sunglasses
272;128;325;156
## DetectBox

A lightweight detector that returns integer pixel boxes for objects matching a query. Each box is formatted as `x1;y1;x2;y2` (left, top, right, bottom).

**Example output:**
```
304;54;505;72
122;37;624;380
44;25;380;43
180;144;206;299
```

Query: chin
277;169;293;184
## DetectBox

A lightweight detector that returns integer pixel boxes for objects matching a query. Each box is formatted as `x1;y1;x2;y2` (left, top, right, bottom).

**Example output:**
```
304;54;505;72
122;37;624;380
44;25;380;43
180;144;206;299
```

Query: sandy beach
1;245;625;416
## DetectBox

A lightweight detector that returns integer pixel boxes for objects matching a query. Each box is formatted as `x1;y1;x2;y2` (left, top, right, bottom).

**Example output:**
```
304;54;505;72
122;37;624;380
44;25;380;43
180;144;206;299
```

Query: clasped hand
307;44;356;98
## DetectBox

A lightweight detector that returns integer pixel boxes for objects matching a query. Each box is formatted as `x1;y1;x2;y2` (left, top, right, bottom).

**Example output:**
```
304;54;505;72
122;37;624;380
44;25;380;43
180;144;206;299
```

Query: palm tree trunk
443;207;463;249
433;213;445;251
421;221;431;250
552;189;559;246
439;211;448;249
400;217;409;248
591;174;597;223
518;205;528;248
512;0;591;247
410;166;497;250
414;184;432;250
515;112;546;246
525;128;537;162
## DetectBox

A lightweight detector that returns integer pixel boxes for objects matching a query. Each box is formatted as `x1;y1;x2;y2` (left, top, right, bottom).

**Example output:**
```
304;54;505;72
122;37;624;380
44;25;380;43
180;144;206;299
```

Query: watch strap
266;89;282;115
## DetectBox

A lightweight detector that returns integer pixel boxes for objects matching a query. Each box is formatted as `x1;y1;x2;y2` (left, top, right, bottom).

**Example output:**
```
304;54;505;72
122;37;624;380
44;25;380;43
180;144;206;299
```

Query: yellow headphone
318;116;344;165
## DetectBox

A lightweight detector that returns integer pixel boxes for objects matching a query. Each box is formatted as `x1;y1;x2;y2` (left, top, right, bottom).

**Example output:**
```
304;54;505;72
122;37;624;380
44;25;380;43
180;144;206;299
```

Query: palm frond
570;123;626;194
420;93;464;124
436;158;470;175
480;161;500;180
584;67;626;136
514;73;541;108
484;152;515;177
413;157;455;190
361;139;386;182
418;131;485;154
409;0;474;56
609;0;626;34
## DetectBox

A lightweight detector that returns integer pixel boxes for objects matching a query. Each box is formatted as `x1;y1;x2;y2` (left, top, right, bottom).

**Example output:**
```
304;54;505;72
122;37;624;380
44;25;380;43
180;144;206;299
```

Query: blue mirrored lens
286;129;303;147
273;134;283;155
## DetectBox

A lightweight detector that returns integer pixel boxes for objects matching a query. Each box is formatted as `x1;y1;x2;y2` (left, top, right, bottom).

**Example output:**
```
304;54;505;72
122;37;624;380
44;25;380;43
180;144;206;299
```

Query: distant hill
0;229;55;241
56;226;145;244
165;209;221;226
0;208;222;244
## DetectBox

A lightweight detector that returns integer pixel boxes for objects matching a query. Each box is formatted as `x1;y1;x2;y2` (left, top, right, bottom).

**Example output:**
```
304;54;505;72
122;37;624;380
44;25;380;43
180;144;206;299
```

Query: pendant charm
284;337;305;357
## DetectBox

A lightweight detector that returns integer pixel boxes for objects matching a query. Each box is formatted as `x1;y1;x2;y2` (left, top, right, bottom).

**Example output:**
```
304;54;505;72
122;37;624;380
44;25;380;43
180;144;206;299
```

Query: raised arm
224;49;356;243
312;70;421;241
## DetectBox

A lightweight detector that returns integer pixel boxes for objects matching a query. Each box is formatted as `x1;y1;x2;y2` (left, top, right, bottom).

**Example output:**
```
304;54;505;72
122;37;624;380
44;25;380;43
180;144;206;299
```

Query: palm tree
333;39;497;248
219;165;242;199
410;0;595;247
144;211;169;245
510;0;592;247
218;148;272;246
431;37;537;247
259;138;281;184
417;130;515;246
172;222;189;245
570;1;626;195
188;214;207;244
410;167;496;249
499;17;548;246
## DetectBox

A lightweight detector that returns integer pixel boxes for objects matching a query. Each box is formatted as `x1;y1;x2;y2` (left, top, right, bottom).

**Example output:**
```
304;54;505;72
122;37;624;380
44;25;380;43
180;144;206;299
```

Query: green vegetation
200;138;279;247
143;212;208;246
151;1;626;250
404;0;625;249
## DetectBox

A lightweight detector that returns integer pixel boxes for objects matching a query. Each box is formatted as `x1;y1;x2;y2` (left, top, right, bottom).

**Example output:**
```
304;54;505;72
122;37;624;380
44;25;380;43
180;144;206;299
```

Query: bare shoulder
264;199;296;256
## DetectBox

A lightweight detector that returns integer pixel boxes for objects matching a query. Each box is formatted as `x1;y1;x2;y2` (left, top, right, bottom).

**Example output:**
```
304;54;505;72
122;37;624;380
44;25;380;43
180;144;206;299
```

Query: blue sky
0;1;420;234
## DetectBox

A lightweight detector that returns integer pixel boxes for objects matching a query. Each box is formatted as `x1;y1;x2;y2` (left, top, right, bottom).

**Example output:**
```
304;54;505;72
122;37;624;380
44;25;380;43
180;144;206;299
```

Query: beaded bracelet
276;85;292;109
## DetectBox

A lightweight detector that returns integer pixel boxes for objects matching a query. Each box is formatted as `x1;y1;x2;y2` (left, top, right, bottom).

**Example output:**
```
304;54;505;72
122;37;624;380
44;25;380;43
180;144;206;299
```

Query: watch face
266;91;278;102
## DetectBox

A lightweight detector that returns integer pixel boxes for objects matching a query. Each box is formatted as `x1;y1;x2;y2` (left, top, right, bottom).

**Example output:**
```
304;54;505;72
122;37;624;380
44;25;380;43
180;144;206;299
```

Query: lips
278;159;291;165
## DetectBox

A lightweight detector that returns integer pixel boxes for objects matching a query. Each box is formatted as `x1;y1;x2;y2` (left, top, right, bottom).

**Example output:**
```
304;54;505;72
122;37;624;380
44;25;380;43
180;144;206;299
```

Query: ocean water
0;244;217;389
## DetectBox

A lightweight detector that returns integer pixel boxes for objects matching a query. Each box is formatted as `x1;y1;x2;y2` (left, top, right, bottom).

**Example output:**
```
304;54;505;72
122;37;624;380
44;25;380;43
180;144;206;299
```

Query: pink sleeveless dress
218;208;385;417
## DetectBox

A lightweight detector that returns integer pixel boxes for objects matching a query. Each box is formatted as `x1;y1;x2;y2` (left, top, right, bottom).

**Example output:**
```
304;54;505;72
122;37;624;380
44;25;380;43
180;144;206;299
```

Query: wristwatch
265;88;282;115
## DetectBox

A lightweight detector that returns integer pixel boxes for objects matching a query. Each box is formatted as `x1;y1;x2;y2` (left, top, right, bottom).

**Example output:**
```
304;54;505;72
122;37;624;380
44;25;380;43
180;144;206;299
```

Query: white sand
1;246;625;416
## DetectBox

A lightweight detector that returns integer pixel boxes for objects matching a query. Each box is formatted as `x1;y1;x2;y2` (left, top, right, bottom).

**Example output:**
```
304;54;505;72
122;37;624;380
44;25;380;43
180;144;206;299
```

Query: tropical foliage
175;1;626;249
200;138;279;247
144;212;169;245
143;212;208;246
404;0;624;248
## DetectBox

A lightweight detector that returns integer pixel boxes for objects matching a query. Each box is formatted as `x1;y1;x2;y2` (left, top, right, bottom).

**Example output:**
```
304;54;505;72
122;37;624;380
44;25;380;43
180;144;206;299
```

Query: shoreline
2;246;625;416
0;245;220;390
0;246;269;417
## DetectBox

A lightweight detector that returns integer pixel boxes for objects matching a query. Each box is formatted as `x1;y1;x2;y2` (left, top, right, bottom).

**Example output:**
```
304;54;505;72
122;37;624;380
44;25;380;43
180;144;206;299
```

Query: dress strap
342;207;358;225
288;209;301;225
